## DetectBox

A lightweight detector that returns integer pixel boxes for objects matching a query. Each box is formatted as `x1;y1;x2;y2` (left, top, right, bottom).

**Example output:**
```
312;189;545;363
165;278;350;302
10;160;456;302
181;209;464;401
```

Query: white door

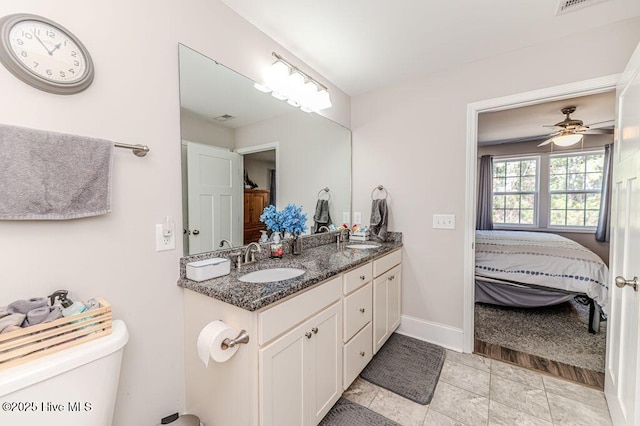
605;41;640;425
186;141;242;254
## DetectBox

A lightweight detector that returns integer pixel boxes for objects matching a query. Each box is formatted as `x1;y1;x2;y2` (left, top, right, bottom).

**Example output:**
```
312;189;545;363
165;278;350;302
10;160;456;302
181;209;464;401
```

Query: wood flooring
474;338;605;390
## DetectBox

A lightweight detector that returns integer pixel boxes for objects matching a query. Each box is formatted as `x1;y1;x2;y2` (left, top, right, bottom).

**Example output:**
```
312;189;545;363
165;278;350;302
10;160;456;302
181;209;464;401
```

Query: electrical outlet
353;212;362;225
156;224;175;251
342;212;351;225
432;214;456;230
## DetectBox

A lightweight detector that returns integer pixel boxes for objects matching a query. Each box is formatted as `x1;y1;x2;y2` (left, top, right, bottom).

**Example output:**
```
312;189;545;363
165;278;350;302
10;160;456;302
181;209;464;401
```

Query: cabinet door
309;302;342;425
387;265;402;332
260;320;310;426
373;273;389;354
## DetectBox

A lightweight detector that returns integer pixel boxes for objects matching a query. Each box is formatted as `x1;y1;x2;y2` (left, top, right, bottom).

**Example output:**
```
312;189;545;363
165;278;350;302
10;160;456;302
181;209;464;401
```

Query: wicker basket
0;297;112;371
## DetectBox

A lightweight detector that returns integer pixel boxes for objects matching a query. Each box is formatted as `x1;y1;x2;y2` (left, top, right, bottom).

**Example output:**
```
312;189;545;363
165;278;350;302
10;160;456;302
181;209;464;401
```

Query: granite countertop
178;239;402;312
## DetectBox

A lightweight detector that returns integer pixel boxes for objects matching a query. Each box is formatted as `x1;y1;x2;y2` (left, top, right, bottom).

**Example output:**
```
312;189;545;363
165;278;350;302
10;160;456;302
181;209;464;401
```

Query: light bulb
265;60;290;97
313;89;332;111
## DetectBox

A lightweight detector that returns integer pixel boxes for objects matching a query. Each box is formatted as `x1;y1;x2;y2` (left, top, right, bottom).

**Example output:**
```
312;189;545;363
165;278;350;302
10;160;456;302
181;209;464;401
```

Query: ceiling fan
537;106;614;147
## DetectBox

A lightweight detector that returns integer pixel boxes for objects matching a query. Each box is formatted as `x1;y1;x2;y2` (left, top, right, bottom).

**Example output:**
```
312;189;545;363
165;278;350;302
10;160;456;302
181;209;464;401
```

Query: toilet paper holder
221;329;250;350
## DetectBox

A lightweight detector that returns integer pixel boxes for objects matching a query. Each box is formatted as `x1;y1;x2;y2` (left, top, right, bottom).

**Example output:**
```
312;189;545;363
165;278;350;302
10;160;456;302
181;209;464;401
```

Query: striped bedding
475;230;609;314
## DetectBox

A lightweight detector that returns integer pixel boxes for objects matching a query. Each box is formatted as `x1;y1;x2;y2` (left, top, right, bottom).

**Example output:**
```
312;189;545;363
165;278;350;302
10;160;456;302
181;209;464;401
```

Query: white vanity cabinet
259;291;342;426
183;248;402;426
373;250;402;353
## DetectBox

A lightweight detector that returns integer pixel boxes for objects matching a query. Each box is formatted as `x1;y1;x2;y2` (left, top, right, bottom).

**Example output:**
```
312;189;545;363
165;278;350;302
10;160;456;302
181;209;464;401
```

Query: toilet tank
0;320;128;426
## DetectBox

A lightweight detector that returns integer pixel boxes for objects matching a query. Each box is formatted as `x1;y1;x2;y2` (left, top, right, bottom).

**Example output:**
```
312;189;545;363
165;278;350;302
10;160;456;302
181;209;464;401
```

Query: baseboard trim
396;314;464;352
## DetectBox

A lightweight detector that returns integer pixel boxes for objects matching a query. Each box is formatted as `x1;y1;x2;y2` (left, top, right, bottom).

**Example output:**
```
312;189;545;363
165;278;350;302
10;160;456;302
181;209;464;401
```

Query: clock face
0;14;94;94
8;20;87;84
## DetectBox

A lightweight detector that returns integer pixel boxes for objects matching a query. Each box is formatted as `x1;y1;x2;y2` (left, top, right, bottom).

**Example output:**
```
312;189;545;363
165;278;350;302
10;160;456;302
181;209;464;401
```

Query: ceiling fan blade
537;137;554;147
585;119;615;128
585;128;614;135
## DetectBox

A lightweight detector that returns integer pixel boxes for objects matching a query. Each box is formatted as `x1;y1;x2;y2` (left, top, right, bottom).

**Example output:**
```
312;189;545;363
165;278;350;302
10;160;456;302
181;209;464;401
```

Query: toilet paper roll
196;320;239;366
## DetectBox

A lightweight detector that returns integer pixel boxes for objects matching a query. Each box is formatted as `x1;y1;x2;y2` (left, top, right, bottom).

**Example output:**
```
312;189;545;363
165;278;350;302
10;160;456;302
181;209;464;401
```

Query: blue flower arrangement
260;204;308;236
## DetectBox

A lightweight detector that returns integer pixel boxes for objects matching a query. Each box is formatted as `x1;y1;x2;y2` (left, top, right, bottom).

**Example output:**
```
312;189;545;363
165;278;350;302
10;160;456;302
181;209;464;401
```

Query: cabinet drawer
259;276;342;345
343;322;373;389
373;249;401;277
343;283;372;342
343;262;372;294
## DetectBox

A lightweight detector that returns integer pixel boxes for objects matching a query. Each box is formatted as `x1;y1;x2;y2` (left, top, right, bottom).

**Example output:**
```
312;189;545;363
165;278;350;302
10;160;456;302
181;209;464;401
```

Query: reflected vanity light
253;52;332;112
552;133;583;147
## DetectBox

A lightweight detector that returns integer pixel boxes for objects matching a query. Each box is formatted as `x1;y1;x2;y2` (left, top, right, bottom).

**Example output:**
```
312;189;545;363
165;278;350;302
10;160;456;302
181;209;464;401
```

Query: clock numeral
68;69;75;74
16;39;23;46
71;51;77;57
20;51;27;58
46;69;52;76
23;32;32;39
59;71;66;78
32;62;39;68
46;30;55;38
73;60;79;66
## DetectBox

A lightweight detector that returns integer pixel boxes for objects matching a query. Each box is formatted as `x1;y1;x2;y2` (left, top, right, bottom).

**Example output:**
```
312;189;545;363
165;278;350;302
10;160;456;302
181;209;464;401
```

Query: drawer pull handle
312;327;318;334
388;275;395;281
305;332;312;339
360;351;366;357
359;308;365;313
360;275;366;280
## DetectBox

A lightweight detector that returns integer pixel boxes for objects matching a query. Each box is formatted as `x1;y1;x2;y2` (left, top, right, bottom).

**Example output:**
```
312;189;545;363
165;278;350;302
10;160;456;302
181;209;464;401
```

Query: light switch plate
343;212;351;225
433;214;455;229
353;212;362;225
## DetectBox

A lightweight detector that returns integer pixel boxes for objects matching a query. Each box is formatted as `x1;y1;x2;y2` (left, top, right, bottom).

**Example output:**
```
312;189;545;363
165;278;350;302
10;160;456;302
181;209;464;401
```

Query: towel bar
114;142;149;157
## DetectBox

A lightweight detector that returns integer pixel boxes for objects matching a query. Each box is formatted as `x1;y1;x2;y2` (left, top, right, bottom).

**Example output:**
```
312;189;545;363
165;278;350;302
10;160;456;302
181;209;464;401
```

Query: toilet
0;320;128;426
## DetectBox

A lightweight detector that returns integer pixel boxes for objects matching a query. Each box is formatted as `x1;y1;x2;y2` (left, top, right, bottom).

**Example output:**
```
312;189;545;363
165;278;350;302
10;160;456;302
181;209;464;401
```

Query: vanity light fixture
253;52;332;112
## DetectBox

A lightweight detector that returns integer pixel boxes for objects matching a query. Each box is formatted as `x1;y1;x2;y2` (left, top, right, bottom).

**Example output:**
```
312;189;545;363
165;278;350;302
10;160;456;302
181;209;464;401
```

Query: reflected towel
313;199;332;233
370;199;388;241
0;123;114;220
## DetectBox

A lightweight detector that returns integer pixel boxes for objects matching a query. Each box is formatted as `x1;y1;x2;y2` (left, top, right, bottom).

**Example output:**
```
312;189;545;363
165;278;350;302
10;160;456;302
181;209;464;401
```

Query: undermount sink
345;243;380;249
238;268;306;283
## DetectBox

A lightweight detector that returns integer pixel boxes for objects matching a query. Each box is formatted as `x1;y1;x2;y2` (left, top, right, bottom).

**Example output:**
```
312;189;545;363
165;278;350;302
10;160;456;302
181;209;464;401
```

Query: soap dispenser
49;290;87;317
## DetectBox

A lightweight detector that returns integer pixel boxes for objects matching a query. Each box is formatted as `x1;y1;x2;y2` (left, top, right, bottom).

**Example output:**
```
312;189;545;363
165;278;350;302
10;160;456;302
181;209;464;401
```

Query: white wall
235;111;351;233
244;157;274;190
180;108;235;149
351;18;640;339
0;1;350;425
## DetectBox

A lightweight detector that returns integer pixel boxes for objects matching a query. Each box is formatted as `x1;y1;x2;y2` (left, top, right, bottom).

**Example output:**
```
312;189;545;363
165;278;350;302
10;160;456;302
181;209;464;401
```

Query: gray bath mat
319;398;399;426
360;333;445;405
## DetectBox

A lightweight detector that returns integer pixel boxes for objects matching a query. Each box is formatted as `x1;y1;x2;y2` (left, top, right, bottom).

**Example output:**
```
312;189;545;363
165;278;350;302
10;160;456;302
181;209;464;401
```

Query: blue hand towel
0;123;113;220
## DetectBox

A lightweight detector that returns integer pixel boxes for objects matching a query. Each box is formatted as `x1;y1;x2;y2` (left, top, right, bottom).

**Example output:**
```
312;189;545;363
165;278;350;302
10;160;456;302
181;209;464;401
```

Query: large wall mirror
179;44;352;256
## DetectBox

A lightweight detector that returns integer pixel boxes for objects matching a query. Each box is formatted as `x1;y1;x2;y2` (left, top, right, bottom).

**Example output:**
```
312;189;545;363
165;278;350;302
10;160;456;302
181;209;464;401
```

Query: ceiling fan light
552;133;583;147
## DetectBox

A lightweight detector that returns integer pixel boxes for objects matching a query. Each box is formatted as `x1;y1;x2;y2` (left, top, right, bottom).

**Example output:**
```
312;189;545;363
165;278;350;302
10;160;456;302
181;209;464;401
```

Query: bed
475;230;609;333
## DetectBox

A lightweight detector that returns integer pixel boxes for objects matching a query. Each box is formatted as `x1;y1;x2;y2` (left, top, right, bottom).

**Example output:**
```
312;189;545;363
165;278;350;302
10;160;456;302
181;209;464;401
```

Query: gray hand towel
24;306;50;327
370;199;388;241
7;297;48;314
313;199;332;233
0;313;26;333
0;123;114;220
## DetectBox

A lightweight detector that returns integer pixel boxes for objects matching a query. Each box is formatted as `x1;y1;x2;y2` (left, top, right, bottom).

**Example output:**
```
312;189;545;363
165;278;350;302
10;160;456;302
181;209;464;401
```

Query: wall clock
0;13;94;95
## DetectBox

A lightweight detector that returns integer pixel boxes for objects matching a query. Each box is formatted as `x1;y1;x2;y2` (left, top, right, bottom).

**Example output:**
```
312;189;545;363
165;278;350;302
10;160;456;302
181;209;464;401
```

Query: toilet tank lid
0;320;128;398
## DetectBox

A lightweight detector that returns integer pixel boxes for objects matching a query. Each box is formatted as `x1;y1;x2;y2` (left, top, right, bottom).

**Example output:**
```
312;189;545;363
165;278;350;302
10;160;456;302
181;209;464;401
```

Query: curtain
596;144;613;242
476;155;494;230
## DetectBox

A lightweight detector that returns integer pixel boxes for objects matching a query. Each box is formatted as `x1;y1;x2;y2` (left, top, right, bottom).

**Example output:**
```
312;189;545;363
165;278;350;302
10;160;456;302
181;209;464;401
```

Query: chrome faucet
337;228;351;249
219;239;233;249
244;242;262;265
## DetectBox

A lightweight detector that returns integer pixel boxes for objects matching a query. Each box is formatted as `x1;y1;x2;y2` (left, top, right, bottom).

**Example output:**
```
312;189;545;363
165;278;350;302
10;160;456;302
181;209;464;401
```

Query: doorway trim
463;74;620;353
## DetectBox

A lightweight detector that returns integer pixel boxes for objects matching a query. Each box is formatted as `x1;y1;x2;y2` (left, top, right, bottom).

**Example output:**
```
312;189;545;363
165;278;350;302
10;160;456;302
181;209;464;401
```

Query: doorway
463;75;619;383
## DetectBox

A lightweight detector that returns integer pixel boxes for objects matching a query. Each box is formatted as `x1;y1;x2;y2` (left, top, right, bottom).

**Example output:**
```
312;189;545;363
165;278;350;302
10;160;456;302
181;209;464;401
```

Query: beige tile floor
342;350;612;426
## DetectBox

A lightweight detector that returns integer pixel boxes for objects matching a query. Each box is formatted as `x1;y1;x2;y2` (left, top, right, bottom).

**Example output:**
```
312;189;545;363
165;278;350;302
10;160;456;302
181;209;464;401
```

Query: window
549;152;604;228
492;157;538;225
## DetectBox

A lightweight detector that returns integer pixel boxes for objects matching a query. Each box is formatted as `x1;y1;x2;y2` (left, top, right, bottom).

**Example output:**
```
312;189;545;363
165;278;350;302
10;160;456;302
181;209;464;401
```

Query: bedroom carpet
474;299;606;374
360;333;446;405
